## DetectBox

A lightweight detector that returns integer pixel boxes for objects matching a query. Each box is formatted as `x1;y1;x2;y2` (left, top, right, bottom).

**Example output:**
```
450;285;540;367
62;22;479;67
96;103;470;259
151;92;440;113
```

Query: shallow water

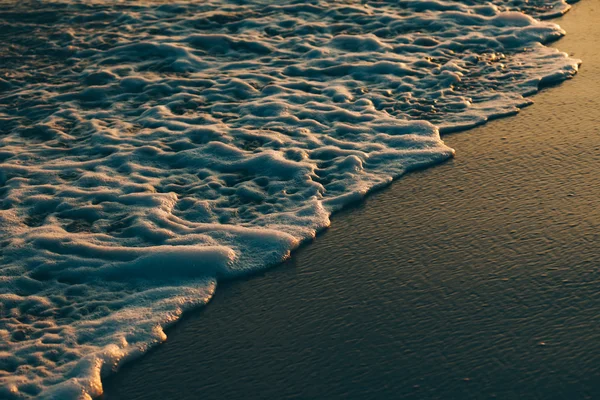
0;1;580;398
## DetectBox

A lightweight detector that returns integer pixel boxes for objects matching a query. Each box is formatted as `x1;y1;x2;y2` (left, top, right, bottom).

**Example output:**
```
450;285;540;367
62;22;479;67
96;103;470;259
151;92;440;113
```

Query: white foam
0;0;579;398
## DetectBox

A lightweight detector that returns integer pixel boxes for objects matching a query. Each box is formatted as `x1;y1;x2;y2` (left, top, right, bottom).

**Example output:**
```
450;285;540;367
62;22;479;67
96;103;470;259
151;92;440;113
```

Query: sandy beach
101;1;600;399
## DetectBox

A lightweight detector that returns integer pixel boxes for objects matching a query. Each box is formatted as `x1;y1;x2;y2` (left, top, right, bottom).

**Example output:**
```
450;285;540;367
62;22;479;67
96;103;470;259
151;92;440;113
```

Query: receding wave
0;0;579;398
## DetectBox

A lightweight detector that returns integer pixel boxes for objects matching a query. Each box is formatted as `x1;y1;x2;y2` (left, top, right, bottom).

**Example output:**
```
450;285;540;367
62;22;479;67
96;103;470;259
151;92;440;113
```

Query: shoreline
103;1;600;399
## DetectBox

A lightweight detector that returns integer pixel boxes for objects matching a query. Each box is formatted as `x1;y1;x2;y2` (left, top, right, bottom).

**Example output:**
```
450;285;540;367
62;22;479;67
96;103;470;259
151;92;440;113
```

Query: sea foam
0;0;579;398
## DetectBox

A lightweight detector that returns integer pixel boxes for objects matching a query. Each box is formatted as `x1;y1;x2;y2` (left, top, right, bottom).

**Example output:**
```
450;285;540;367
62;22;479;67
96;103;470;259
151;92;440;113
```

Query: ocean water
0;0;580;398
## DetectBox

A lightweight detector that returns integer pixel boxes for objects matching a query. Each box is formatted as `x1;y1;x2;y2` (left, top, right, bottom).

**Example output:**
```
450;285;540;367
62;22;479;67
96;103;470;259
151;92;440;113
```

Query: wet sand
103;1;600;399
